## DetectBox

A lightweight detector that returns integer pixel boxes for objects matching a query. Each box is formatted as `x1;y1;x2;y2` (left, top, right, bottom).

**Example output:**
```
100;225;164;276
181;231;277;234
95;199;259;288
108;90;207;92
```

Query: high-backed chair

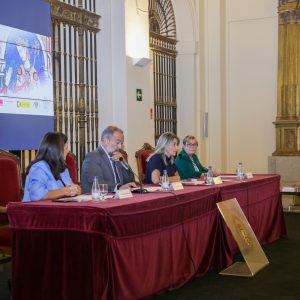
0;150;22;260
135;143;155;182
66;151;78;184
0;150;22;207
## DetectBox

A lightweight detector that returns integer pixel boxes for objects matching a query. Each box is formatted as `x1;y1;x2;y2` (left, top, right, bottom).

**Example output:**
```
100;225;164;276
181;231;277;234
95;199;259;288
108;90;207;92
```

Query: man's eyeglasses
185;143;198;147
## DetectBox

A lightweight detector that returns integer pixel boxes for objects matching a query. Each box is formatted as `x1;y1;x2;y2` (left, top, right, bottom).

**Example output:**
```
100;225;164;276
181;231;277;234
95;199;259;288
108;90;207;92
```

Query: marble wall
268;156;300;187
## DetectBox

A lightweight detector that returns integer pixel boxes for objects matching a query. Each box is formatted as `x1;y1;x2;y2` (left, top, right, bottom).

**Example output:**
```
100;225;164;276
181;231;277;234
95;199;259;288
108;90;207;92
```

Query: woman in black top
144;132;180;184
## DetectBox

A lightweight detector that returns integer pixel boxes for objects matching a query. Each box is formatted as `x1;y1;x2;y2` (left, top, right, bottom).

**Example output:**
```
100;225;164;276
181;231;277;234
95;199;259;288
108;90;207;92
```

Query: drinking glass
99;184;108;201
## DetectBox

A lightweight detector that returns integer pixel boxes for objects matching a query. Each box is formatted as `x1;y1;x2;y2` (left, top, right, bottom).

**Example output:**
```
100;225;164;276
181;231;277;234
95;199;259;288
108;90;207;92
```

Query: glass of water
99;184;108;201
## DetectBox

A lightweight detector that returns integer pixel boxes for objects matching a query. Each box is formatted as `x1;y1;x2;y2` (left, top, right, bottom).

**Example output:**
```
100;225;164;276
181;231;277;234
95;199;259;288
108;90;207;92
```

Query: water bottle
236;162;244;180
206;166;214;184
161;170;170;191
91;176;100;201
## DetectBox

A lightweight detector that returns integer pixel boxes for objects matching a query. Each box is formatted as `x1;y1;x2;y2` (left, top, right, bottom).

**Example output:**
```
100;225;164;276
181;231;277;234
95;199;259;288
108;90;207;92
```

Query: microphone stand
119;157;148;194
131;174;148;194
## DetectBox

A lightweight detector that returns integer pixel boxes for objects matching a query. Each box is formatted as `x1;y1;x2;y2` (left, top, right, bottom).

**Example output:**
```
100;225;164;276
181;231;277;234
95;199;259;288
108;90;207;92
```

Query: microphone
118;157;148;193
118;156;130;170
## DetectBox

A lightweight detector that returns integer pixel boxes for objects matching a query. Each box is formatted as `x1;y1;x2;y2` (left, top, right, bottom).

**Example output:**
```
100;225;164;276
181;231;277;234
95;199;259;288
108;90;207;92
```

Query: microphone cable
152;189;197;275
118;156;148;193
117;154;197;272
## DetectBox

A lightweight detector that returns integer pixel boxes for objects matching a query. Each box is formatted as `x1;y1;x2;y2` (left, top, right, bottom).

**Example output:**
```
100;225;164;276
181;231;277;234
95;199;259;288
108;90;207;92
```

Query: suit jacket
174;149;208;179
81;146;135;193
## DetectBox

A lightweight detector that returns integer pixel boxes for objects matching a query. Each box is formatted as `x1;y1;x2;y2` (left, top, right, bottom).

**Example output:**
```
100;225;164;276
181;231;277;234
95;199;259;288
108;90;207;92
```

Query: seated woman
144;132;181;184
23;132;81;201
175;135;208;179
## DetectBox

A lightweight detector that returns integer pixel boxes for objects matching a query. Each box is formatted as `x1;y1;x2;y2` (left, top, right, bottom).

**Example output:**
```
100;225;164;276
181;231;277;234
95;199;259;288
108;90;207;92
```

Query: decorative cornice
279;0;299;7
48;0;100;32
278;0;300;24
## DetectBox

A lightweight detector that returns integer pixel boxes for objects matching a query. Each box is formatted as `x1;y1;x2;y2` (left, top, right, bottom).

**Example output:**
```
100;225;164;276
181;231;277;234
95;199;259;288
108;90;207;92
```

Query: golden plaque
217;198;269;277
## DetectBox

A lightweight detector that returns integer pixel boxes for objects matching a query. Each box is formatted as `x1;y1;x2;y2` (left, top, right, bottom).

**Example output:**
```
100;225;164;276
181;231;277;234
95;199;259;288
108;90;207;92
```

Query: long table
7;175;286;300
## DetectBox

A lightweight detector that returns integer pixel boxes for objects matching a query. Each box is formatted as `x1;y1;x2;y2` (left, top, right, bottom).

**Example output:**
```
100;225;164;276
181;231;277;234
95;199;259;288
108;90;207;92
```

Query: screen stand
217;198;269;277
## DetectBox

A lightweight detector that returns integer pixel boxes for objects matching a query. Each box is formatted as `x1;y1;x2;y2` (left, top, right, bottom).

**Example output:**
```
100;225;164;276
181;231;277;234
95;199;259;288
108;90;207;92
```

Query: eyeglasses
185;143;198;147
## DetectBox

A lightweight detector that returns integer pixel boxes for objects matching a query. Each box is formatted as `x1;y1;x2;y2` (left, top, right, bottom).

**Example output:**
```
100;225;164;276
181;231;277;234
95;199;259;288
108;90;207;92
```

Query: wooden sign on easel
217;198;269;277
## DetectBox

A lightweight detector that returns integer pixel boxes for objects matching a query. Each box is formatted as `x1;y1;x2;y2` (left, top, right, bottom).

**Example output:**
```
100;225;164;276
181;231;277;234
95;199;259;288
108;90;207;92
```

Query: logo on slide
0;99;3;106
17;101;30;108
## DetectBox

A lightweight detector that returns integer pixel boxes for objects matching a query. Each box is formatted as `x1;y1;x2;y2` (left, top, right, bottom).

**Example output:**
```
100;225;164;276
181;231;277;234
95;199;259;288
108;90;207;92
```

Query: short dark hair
26;132;67;180
101;126;123;141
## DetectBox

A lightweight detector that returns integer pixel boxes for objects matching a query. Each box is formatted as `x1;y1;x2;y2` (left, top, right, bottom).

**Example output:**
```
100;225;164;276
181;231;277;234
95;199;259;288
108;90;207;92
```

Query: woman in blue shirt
23;132;81;201
144;132;180;184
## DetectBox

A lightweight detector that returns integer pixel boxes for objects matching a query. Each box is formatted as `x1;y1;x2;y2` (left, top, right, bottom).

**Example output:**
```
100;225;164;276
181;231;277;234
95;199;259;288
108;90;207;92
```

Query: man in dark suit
81;126;136;193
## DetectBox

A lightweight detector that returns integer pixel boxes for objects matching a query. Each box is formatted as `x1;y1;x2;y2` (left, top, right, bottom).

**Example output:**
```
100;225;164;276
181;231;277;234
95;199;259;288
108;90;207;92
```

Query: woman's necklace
189;156;199;172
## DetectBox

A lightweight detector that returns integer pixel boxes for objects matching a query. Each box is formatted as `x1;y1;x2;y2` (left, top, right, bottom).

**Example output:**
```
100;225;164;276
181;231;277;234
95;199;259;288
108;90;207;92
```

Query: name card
170;181;184;191
115;189;133;199
245;172;253;179
213;176;223;185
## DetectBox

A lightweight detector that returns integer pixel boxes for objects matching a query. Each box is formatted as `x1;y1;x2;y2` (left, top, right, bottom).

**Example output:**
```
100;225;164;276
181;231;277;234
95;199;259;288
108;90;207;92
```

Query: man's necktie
111;159;121;183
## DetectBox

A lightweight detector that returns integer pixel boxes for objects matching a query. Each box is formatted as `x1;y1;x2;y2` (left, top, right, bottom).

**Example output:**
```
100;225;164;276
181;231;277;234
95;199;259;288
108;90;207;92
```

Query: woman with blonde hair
144;132;181;184
175;135;207;179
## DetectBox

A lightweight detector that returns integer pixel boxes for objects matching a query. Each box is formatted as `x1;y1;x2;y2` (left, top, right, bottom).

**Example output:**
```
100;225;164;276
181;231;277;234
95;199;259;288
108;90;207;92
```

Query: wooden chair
135;143;155;182
0;150;23;261
66;151;78;184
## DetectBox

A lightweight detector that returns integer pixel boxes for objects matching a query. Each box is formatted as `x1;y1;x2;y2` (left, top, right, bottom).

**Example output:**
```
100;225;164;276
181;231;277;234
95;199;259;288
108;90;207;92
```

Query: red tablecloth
7;175;286;300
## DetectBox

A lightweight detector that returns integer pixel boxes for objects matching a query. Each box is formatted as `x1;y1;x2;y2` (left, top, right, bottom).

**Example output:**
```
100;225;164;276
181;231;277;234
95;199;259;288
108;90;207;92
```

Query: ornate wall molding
48;0;100;32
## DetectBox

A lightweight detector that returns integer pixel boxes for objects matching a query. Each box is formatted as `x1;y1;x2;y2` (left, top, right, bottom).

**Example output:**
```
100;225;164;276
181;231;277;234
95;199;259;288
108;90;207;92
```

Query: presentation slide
0;24;53;116
0;0;53;150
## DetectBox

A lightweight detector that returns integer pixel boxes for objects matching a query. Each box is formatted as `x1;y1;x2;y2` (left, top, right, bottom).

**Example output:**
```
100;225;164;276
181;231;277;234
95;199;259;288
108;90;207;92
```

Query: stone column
269;1;300;187
273;0;300;155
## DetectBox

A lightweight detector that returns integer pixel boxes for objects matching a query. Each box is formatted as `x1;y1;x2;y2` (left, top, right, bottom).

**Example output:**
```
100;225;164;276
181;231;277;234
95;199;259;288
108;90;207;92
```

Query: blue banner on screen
0;0;53;150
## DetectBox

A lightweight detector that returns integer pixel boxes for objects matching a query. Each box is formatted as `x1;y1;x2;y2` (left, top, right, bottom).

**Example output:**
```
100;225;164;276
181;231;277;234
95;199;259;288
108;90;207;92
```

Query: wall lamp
132;57;151;67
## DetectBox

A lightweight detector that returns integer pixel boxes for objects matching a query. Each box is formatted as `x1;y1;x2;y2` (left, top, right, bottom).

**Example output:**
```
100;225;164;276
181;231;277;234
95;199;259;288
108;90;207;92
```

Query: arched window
149;0;177;142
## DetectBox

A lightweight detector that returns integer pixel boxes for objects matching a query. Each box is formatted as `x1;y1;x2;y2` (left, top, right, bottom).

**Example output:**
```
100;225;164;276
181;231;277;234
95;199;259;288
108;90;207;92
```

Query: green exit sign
136;89;142;101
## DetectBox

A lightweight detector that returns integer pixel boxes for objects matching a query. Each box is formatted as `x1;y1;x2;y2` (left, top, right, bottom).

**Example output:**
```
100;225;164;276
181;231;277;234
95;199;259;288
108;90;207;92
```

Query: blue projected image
0;0;54;150
0;25;53;116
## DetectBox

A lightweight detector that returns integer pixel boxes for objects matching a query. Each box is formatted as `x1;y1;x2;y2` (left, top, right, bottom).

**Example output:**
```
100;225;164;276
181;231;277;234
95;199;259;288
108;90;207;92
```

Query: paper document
181;180;205;185
56;194;113;202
